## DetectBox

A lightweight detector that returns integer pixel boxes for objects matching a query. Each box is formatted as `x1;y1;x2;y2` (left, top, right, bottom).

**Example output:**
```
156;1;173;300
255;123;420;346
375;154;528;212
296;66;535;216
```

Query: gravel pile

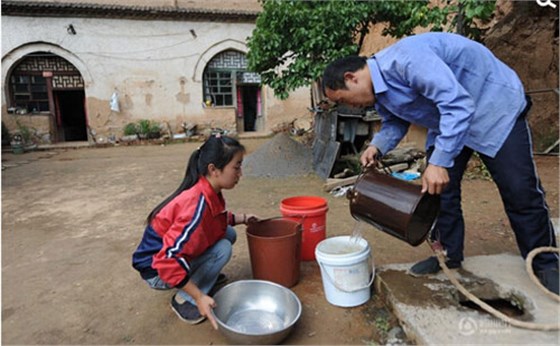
243;133;314;177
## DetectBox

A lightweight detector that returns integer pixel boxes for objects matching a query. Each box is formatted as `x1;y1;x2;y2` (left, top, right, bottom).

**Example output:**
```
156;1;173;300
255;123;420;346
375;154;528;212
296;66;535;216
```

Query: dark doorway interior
241;86;259;132
55;90;87;141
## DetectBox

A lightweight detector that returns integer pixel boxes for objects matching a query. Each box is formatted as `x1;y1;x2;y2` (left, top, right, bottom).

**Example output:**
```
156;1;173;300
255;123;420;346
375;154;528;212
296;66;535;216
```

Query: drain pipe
430;240;560;331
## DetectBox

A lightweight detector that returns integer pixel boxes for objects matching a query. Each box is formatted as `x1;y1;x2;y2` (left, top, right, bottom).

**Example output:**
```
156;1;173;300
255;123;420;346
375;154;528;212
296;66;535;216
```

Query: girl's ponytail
184;148;202;190
146;135;245;225
145;148;202;225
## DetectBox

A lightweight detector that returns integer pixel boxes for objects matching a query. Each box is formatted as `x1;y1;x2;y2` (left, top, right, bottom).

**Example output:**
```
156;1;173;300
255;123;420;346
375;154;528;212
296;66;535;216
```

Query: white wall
2;13;311;139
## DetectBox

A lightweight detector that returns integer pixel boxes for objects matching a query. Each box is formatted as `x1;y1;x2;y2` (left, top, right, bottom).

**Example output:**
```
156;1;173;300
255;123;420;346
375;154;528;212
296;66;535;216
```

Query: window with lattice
8;52;82;114
10;74;49;113
203;71;233;106
203;50;247;107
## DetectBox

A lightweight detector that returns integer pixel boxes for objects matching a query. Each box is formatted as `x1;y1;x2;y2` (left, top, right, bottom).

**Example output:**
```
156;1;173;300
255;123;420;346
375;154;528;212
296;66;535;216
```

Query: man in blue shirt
323;32;558;294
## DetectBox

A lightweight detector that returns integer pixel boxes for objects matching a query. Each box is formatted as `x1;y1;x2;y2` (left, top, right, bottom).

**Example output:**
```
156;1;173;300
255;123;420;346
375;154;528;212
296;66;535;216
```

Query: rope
429;240;560;331
525;246;560;302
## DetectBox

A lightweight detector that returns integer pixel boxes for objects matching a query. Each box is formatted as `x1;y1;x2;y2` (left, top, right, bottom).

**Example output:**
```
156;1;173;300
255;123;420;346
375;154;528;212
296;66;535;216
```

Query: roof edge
1;1;260;22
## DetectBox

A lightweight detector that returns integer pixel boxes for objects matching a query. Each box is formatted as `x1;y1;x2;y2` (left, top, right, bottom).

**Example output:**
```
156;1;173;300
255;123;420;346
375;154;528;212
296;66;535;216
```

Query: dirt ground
1;137;558;345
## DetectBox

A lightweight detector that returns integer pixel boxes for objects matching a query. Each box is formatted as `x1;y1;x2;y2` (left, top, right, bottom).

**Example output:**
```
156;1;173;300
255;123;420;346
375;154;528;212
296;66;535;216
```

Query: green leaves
452;0;496;40
248;0;375;99
248;0;495;99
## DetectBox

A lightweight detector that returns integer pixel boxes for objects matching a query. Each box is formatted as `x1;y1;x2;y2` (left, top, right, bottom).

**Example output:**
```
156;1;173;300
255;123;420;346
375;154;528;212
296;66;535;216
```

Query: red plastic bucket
280;196;328;261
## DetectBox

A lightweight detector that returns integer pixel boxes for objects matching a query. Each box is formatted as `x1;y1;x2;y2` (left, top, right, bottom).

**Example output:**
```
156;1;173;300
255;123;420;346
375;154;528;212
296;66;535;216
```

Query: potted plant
148;121;161;139
13;120;37;152
137;119;151;139
10;133;24;154
122;122;139;141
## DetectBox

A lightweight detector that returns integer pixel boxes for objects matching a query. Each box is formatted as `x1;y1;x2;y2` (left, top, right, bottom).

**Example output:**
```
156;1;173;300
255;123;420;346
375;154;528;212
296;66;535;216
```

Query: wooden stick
323;162;411;192
323;175;359;192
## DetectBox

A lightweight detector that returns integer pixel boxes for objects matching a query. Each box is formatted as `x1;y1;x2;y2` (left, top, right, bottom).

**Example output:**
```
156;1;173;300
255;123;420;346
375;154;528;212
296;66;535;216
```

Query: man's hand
421;164;449;195
360;146;379;167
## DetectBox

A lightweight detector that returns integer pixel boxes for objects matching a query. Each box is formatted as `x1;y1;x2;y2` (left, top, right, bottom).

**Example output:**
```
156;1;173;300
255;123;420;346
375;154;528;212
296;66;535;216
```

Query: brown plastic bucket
246;218;302;288
347;169;440;246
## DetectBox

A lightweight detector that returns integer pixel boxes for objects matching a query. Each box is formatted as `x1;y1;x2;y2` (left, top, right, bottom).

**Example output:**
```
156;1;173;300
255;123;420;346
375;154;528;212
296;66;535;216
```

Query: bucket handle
317;255;375;293
250;216;304;234
280;214;307;222
256;216;305;224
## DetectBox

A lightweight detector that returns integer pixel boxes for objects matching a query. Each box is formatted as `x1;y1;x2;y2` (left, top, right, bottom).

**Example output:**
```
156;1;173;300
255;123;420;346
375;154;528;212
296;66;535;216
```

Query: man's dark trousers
429;99;558;272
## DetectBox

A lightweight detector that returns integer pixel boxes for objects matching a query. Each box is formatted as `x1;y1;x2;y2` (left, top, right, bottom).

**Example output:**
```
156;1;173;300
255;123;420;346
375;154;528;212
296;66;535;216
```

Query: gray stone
242;133;314;177
376;254;560;345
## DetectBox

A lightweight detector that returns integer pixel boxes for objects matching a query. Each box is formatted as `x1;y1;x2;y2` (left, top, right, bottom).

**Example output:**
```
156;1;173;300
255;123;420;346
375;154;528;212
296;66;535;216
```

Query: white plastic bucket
315;236;374;307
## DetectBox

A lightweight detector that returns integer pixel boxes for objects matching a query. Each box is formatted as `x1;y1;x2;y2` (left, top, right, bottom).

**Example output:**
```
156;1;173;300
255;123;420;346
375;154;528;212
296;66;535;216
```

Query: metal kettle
347;168;440;246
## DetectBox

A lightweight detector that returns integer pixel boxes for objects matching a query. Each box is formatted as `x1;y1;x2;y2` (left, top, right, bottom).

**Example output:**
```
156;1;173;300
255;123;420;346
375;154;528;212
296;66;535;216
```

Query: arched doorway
7;52;87;142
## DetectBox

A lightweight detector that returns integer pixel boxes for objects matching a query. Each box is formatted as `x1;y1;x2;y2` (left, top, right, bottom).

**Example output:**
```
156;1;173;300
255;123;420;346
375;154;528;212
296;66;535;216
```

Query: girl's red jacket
132;176;234;288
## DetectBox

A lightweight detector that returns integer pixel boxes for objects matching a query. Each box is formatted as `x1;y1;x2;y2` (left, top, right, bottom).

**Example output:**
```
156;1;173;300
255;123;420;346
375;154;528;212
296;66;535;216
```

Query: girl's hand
235;213;260;225
245;214;259;224
184;281;218;329
195;294;218;330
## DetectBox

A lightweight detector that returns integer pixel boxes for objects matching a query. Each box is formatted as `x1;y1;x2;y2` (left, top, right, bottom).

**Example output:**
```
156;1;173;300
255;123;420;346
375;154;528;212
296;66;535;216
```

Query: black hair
146;135;245;225
322;55;368;94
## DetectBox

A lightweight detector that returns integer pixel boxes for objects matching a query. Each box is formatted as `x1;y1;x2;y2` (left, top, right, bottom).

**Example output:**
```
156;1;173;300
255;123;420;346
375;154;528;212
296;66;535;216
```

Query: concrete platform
376;254;559;345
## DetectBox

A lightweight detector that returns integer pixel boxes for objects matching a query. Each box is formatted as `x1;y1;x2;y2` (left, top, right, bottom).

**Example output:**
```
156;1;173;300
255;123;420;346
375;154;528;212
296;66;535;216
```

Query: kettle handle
377;160;393;174
359;159;393;176
348;161;393;201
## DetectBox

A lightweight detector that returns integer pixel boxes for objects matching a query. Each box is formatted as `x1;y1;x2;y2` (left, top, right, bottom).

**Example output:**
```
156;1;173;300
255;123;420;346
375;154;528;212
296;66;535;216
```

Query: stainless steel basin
212;280;302;345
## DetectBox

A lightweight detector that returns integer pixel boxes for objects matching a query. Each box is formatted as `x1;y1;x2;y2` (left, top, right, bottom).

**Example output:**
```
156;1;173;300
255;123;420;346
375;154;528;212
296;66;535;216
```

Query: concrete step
375;253;559;344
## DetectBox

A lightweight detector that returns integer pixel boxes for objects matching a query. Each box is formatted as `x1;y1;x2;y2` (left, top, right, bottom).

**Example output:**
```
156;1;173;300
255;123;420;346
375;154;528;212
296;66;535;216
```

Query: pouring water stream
350;220;365;243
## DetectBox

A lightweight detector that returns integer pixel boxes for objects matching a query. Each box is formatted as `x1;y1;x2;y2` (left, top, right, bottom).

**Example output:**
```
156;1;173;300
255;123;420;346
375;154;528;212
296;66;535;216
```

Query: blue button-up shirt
368;32;526;168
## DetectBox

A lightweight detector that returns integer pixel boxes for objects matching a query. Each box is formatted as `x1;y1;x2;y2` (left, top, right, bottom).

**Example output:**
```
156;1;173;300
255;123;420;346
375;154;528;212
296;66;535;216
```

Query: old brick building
1;0;310;144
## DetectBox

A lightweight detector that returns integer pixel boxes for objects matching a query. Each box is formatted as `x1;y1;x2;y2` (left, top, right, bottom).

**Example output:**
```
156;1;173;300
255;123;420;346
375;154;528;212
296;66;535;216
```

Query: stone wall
484;1;559;152
358;0;558;152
